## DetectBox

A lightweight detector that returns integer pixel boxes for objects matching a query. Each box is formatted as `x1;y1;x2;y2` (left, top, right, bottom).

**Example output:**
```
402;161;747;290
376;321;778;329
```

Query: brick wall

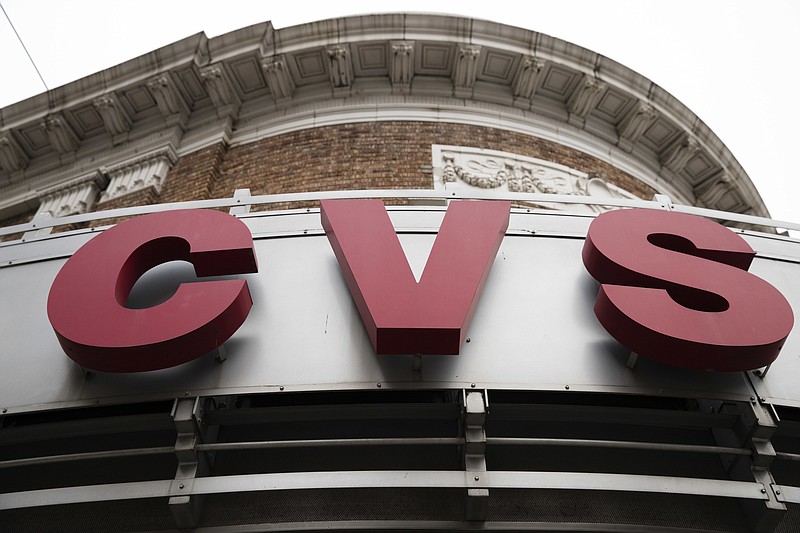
209;122;655;202
89;188;160;228
161;143;227;203
0;206;37;242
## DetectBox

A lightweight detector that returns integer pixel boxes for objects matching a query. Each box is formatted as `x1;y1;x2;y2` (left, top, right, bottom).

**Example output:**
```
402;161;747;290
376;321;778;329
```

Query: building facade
2;13;800;532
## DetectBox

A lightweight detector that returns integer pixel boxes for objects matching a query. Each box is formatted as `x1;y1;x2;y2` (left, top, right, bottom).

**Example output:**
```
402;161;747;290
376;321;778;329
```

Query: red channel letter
582;209;793;371
321;199;510;354
47;210;258;372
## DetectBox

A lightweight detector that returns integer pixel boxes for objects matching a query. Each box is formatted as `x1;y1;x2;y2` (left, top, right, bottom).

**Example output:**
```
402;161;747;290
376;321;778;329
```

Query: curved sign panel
45;204;793;375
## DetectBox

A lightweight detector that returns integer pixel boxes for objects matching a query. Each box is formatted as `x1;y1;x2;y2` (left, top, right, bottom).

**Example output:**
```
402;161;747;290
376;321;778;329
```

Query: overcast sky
1;1;798;227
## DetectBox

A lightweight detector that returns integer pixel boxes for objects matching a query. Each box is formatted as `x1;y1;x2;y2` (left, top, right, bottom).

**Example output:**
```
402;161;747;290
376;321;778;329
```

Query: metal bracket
747;468;787;532
750;397;780;442
169;396;210;529
772;484;800;505
710;397;785;532
752;438;777;469
754;364;772;379
22;212;55;241
229;188;252;216
463;389;488;521
214;343;227;363
652;193;674;210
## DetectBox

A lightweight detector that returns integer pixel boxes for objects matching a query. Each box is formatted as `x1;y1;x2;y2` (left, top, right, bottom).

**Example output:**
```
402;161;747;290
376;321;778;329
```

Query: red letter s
582;209;793;371
47;209;258;372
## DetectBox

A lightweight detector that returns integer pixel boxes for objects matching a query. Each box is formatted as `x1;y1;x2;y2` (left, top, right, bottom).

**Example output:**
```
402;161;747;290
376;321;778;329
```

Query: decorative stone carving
36;171;107;217
512;56;545;100
433;144;637;213
441;151;507;189
199;63;242;117
617;101;658;151
693;170;746;212
41;113;79;154
147;74;190;125
695;171;732;207
0;131;29;172
452;45;482;89
93;93;132;140
390;41;414;91
261;55;296;100
661;134;700;174
326;45;353;90
566;75;606;121
98;146;177;203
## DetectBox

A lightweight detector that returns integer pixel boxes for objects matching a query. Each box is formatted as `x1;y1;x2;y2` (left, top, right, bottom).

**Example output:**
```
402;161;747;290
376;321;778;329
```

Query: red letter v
321;199;510;354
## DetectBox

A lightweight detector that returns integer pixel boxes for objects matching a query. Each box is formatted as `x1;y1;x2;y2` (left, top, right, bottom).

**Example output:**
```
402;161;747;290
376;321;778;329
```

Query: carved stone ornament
452;45;482;89
326;45;354;89
567;75;606;119
199;63;242;117
98;146;178;203
512;56;546;100
261;55;296;100
661;134;701;174
0;131;29;172
147;74;190;121
693;170;747;213
432;144;638;213
390;41;414;87
36;171;107;217
617;101;658;149
41;113;79;154
92;93;132;137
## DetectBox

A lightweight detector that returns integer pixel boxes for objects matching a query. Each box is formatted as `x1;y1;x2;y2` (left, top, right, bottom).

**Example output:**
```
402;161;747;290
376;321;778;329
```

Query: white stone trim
452;45;482;91
200;63;242;119
0;131;29;172
98;146;178;203
41;113;79;154
390;41;414;92
567;75;607;121
93;93;132;141
35;171;107;217
326;44;354;91
260;55;296;101
512;57;546;101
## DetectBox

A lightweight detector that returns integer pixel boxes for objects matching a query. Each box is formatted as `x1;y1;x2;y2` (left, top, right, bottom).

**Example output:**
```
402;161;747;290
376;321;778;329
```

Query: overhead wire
0;1;48;91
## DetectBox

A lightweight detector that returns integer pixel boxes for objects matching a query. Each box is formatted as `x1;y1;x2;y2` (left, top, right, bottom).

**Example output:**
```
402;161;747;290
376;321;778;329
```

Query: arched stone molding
0;13;771;221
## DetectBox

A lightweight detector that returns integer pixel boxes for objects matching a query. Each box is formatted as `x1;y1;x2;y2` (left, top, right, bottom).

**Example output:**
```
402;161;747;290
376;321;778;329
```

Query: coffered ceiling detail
0;13;768;220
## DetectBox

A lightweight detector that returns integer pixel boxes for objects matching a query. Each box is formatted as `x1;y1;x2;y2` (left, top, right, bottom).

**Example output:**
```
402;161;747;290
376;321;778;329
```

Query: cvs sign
46;201;793;373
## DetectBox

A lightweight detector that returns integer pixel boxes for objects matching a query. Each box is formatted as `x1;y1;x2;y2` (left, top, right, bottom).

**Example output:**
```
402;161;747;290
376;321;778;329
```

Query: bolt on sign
47;201;793;373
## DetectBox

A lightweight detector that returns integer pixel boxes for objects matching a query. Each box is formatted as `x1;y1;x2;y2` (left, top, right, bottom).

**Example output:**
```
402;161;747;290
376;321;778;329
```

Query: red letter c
47;209;258;372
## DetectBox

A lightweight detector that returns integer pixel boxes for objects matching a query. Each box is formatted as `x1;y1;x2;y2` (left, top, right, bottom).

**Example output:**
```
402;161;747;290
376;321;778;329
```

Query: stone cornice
36;169;108;198
0;13;769;220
